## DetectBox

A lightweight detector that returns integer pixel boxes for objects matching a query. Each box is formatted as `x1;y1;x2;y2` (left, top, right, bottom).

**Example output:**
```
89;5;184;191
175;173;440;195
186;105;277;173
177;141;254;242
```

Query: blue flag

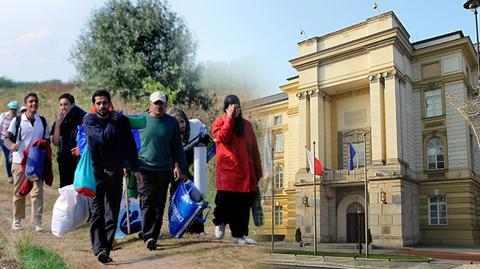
348;143;356;170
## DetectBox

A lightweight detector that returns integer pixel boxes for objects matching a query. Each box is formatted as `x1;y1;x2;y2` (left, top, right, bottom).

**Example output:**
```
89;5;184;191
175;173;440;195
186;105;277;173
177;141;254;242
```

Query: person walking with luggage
0;100;20;183
167;107;212;234
83;89;142;264
51;93;86;188
138;91;187;250
212;95;262;244
5;93;49;232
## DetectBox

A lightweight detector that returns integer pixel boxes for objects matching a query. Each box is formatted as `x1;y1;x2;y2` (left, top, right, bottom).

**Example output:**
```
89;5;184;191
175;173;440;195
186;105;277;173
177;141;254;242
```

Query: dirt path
0;179;267;269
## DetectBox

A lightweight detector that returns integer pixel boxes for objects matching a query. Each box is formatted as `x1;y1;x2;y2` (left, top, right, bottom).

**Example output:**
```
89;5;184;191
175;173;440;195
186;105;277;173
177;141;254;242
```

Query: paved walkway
260;241;480;269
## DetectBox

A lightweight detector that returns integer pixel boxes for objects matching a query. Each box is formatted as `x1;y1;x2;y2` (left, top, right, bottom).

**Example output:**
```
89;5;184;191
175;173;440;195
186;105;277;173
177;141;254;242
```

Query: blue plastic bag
119;198;142;234
76;125;87;156
73;148;96;197
131;129;141;153
25;145;46;181
207;143;215;162
252;191;264;226
115;197;142;238
168;180;210;238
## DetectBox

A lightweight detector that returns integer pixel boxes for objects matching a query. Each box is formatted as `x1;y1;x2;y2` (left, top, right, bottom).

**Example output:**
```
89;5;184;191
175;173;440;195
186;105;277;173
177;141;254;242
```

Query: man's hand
226;104;235;118
10;143;18;151
173;166;188;181
134;172;144;189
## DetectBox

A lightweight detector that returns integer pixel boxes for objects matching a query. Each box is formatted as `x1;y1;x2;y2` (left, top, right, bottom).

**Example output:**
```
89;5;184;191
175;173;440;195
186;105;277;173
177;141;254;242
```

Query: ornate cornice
367;68;408;85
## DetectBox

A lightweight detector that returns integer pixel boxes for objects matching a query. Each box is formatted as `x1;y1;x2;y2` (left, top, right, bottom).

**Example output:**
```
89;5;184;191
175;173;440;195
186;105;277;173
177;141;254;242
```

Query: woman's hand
55;111;67;125
226;104;235;118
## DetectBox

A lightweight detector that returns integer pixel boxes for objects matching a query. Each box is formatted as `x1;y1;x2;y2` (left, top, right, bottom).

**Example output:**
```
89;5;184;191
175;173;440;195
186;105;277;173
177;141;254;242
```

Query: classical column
310;89;325;166
297;91;310;170
310;90;331;242
368;74;386;165
324;96;332;169
383;71;403;164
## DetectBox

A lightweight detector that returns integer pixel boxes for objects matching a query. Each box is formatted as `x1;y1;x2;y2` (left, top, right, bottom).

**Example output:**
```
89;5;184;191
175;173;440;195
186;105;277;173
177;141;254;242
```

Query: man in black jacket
51;93;86;187
83;89;142;264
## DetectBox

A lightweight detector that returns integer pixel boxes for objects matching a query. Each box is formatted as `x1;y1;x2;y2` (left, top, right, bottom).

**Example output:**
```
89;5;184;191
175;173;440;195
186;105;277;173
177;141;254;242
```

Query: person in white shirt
0;100;20;183
4;93;49;232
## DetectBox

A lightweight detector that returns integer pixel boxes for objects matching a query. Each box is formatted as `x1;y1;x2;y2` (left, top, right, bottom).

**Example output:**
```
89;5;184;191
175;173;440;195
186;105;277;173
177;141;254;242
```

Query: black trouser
89;168;123;256
57;155;79;188
212;191;255;238
139;169;171;242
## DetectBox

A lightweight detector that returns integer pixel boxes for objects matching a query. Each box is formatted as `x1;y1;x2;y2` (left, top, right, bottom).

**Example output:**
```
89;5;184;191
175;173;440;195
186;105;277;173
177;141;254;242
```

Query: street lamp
464;0;480;85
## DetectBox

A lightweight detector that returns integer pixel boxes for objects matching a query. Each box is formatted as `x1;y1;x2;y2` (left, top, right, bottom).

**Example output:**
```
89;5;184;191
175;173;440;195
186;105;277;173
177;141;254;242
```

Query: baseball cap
7;101;20;110
20;106;26;112
149;91;167;104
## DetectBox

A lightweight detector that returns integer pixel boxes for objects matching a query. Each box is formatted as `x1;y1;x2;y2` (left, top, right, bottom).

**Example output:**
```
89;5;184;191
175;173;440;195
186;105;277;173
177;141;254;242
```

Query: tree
70;0;212;108
448;87;480;151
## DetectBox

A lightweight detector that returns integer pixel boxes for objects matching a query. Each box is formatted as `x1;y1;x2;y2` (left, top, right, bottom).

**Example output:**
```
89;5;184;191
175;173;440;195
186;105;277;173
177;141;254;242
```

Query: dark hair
223;95;244;137
24;93;39;103
92;89;111;103
167;107;190;144
58;93;75;104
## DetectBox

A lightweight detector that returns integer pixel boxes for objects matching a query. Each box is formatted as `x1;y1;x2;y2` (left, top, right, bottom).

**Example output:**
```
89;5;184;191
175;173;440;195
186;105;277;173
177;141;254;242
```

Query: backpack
12;115;47;143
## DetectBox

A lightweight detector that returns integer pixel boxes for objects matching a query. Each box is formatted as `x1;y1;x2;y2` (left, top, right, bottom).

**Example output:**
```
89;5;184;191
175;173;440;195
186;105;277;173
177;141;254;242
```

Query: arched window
274;165;284;188
427;137;445;170
346;202;364;214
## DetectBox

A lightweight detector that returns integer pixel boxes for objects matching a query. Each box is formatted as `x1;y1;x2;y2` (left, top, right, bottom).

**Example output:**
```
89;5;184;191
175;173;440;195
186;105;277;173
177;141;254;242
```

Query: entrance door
345;202;365;243
346;213;364;243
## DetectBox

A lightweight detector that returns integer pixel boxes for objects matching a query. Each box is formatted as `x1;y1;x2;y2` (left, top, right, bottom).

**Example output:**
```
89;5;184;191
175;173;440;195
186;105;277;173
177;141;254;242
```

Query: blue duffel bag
168;180;210;238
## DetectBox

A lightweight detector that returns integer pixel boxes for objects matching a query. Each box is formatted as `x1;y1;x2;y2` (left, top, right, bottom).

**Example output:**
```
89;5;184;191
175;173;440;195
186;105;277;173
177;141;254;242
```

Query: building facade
246;12;480;246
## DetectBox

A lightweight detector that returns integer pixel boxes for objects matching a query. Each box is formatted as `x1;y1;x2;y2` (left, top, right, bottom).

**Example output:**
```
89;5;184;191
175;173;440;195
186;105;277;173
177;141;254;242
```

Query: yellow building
245;11;480;247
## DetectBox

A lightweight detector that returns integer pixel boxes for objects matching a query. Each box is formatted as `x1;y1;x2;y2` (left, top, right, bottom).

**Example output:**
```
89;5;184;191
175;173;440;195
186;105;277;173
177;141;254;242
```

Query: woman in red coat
212;95;262;244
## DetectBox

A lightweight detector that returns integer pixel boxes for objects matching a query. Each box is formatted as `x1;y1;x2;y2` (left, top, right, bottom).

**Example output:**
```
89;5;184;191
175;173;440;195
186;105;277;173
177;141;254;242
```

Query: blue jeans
0;139;12;178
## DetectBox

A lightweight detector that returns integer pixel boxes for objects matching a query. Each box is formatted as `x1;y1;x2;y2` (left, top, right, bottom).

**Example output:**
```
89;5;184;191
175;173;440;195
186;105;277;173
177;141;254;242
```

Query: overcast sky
0;0;476;96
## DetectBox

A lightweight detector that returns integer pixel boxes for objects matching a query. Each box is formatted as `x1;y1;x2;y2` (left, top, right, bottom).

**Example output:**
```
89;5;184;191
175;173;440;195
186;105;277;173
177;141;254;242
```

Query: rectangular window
428;195;447;225
274;115;283;125
275;205;283;225
274;133;284;153
274;166;283;189
424;89;442;118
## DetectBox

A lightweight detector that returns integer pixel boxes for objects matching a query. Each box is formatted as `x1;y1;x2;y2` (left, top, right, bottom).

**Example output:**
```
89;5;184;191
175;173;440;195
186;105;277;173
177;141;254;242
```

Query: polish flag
306;148;323;176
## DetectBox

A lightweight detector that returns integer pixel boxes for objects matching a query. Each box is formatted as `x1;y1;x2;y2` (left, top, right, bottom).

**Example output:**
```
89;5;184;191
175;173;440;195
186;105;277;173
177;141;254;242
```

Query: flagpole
271;147;275;253
363;132;369;258
313;141;317;255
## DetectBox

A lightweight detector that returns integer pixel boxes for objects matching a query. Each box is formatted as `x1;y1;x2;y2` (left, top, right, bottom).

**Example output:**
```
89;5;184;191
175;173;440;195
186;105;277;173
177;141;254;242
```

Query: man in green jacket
138;91;187;250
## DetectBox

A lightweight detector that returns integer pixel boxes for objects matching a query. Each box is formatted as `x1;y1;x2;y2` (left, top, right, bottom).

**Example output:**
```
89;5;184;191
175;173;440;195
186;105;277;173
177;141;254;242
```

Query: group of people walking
0;90;263;264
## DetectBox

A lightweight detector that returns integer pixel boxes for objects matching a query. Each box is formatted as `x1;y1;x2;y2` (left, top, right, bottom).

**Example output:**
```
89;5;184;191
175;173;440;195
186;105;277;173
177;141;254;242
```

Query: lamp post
363;132;369;258
464;0;480;85
313;141;317;256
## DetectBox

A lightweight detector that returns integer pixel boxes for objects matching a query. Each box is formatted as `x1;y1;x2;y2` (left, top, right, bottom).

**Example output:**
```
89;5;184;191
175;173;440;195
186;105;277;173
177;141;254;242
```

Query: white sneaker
34;225;43;232
232;236;247;244
242;236;257;244
214;224;225;239
233;236;256;245
7;177;13;184
12;219;21;230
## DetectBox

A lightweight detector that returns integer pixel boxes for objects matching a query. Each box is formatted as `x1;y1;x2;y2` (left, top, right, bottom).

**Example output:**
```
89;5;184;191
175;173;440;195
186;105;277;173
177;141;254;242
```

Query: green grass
273;249;428;261
18;245;70;269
